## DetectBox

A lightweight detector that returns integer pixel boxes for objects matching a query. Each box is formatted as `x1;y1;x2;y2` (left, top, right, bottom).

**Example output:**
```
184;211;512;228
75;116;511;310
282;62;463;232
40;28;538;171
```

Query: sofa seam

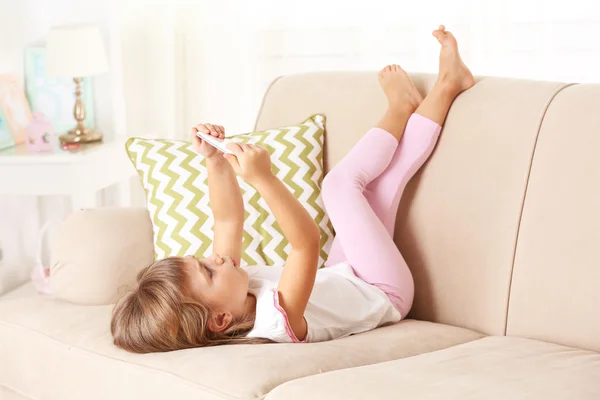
503;82;578;336
0;382;36;400
252;76;284;131
0;320;239;400
263;336;491;399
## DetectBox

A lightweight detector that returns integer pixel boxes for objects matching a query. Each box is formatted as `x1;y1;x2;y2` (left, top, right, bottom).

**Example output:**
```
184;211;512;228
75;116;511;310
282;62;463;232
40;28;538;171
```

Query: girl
111;25;475;353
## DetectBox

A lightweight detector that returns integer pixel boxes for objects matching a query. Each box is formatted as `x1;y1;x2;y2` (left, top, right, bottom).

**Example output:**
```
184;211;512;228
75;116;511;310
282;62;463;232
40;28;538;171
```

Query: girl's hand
191;123;225;158
223;143;273;185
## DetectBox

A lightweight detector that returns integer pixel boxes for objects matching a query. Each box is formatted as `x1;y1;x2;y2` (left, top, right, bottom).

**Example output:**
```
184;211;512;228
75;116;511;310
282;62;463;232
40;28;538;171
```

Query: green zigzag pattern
126;114;334;268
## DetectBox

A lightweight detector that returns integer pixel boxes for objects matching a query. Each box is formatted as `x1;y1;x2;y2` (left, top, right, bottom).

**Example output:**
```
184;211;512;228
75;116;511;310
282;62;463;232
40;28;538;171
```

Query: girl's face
184;254;249;319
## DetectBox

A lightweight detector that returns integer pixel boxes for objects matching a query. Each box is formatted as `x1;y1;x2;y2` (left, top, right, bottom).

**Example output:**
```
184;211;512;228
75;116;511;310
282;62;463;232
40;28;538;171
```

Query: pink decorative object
26;112;56;152
31;218;64;297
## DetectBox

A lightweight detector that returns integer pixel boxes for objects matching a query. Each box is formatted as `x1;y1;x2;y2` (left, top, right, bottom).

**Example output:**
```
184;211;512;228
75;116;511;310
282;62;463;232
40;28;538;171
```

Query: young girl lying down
111;25;475;352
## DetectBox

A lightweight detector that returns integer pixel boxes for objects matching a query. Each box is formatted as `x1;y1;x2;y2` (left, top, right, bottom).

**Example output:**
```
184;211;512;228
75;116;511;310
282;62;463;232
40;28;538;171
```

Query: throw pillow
126;114;333;268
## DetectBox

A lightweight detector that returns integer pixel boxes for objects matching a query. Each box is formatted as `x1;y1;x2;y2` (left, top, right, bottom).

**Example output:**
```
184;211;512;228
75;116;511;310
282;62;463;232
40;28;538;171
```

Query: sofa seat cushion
0;284;482;400
266;336;600;400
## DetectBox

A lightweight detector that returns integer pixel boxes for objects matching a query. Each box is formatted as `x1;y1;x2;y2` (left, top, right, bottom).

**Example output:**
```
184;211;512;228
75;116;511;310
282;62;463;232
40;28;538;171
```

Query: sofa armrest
50;207;154;305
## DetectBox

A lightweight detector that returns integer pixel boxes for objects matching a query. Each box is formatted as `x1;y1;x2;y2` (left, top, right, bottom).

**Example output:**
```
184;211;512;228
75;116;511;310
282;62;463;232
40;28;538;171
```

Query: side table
0;139;137;210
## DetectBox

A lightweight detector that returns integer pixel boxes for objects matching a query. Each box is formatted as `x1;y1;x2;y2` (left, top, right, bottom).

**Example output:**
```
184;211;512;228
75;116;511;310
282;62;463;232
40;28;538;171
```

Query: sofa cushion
126;114;334;269
507;84;600;352
255;72;569;336
0;283;483;400
266;336;600;400
50;208;155;305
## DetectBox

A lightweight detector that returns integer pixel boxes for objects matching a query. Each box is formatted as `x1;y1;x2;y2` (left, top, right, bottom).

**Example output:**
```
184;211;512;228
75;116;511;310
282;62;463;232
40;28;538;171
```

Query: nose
220;255;233;266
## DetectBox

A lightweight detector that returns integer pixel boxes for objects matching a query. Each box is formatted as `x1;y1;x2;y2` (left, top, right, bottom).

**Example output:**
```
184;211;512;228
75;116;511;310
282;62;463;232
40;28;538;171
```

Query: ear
207;311;233;332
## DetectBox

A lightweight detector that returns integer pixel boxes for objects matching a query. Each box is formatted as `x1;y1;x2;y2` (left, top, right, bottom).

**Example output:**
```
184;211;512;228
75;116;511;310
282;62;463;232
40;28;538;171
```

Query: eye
203;263;214;279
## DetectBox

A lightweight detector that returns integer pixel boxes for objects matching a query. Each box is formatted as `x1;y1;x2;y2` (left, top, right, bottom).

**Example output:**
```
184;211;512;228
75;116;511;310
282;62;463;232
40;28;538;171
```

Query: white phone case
195;131;234;154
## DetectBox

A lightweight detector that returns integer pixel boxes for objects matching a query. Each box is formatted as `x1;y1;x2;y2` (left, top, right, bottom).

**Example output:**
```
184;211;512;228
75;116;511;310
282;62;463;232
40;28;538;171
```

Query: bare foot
432;25;475;94
378;64;423;112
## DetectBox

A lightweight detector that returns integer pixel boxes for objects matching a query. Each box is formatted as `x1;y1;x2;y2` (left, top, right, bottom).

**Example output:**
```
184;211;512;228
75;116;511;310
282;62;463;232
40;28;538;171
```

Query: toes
433;25;449;43
380;64;404;76
446;31;457;43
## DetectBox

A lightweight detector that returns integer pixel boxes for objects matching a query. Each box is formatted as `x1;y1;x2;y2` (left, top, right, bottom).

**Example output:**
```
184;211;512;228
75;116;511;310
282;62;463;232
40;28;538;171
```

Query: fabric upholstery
507;84;600;352
266;336;600;400
0;283;482;400
50;208;154;305
125;115;334;269
255;72;569;335
394;78;569;334
0;384;31;400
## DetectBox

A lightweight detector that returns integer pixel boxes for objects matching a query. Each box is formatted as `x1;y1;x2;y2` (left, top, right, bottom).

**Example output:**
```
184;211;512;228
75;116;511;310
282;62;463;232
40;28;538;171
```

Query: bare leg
326;64;421;267
326;25;475;278
416;25;475;124
375;64;422;141
366;24;475;235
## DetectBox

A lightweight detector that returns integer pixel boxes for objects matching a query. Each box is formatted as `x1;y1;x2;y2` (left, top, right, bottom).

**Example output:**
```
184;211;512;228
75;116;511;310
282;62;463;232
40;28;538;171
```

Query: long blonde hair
111;256;270;353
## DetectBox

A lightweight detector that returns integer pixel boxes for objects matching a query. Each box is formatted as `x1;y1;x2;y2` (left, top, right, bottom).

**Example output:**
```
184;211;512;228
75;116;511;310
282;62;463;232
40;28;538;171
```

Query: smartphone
195;131;234;154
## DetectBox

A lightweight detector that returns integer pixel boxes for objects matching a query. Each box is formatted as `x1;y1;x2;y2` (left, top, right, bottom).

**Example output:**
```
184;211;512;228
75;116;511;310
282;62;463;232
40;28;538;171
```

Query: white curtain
2;0;599;294
119;0;600;138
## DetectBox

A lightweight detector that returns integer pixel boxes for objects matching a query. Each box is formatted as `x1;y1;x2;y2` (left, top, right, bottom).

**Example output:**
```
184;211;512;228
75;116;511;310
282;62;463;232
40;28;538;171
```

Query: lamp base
60;127;103;144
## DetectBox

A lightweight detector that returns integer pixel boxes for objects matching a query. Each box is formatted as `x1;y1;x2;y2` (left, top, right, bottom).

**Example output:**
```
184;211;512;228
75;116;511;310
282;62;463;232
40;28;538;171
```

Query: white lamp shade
46;24;109;78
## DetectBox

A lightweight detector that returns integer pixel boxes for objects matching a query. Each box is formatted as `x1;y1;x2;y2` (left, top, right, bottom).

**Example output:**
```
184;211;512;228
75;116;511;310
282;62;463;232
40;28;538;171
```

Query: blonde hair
111;256;270;353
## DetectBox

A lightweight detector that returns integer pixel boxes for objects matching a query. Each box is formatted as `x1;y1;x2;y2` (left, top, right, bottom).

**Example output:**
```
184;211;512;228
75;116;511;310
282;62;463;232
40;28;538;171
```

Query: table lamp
46;24;109;144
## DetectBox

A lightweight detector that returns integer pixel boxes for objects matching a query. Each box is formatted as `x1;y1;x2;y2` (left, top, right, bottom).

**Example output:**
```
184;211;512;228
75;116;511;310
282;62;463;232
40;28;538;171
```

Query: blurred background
1;0;599;292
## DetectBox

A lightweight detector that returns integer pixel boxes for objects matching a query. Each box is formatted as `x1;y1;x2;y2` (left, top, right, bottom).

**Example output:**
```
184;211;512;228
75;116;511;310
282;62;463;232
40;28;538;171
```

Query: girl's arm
192;124;244;266
225;143;320;341
207;157;244;266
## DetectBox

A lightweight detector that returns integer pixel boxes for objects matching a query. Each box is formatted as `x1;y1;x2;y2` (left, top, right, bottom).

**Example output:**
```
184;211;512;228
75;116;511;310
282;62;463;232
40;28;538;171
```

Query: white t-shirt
245;262;402;343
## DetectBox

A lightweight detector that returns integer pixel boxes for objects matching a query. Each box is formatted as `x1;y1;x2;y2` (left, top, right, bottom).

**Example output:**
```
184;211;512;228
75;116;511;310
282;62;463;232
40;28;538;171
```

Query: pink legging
322;113;441;318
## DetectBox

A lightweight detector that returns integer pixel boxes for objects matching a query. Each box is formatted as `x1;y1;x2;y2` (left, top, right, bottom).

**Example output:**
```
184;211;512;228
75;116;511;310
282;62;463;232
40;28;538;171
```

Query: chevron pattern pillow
126;114;333;268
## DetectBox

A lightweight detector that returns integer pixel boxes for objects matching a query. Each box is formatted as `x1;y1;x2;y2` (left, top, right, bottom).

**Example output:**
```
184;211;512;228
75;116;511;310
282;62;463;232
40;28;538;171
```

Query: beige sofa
1;72;599;399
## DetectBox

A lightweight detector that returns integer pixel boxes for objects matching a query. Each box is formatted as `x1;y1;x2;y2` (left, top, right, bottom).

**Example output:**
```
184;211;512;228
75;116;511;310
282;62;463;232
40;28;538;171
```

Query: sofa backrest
254;72;570;336
392;77;568;336
506;84;600;352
